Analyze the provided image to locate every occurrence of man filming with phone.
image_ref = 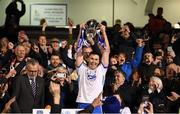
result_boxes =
[44,53,77,108]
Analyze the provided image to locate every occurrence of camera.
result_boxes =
[50,73,66,85]
[53,73,66,78]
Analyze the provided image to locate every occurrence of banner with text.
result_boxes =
[30,4,67,26]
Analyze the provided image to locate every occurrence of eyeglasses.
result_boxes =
[28,70,38,73]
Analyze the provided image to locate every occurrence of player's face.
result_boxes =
[88,54,100,70]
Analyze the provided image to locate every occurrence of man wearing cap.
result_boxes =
[75,24,110,113]
[50,38,60,54]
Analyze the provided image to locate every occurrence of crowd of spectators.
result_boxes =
[0,2,179,113]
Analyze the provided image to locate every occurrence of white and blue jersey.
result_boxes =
[76,63,108,103]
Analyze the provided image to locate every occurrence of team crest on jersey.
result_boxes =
[86,69,96,81]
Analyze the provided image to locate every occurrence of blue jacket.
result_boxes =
[119,46,144,81]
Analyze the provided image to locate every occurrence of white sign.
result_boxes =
[61,109,83,114]
[33,109,50,114]
[30,4,67,26]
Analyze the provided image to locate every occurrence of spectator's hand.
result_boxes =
[8,42,14,50]
[5,69,16,78]
[42,22,48,32]
[91,92,103,108]
[2,97,16,113]
[99,24,106,35]
[171,34,177,43]
[25,57,32,62]
[49,80,60,104]
[136,38,145,47]
[138,102,153,114]
[80,23,85,30]
[112,83,119,93]
[167,91,180,101]
[0,83,8,95]
[65,76,71,84]
[153,56,162,65]
[49,80,60,97]
[86,35,95,45]
[61,40,67,48]
[68,17,74,27]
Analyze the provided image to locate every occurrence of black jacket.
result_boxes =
[11,75,45,113]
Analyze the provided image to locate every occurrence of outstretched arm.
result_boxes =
[75,47,83,67]
[75,23,85,48]
[18,0,26,17]
[75,24,85,67]
[67,18,74,47]
[131,39,144,68]
[100,24,110,67]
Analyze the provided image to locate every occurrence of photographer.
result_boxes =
[45,53,77,108]
[45,69,77,108]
